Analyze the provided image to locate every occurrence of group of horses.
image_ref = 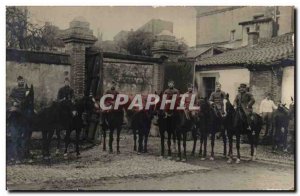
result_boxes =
[7,87,292,164]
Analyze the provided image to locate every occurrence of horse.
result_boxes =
[192,97,211,160]
[272,104,290,152]
[32,97,89,159]
[101,107,124,154]
[127,108,154,154]
[193,97,226,161]
[224,96,263,163]
[175,109,197,161]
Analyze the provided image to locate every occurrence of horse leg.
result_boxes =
[182,131,187,161]
[160,130,165,157]
[102,128,106,151]
[138,129,143,154]
[42,130,48,158]
[144,127,150,153]
[191,128,197,156]
[64,129,71,157]
[133,129,137,151]
[172,130,177,153]
[47,129,55,159]
[75,128,81,157]
[109,128,114,153]
[56,129,61,155]
[199,132,203,158]
[236,133,241,164]
[222,129,227,157]
[210,132,215,161]
[167,131,172,159]
[204,132,208,159]
[116,126,121,154]
[176,130,181,161]
[227,133,234,164]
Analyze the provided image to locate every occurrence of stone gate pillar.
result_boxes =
[61,17,97,97]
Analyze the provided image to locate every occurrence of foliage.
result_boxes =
[6,6,64,51]
[123,30,155,56]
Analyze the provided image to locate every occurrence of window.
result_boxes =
[246,27,250,33]
[230,30,236,41]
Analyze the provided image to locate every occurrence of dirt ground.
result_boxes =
[7,133,295,191]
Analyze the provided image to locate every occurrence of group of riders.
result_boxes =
[7,74,292,164]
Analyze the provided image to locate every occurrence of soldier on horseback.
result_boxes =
[7,76,30,163]
[233,83,255,131]
[57,77,74,102]
[209,82,226,117]
[163,80,179,117]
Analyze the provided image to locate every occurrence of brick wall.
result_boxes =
[250,68,282,112]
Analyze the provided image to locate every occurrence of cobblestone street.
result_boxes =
[7,132,294,190]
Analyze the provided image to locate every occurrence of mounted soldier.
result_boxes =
[57,77,74,103]
[209,82,226,117]
[7,76,31,163]
[163,80,180,117]
[233,83,255,131]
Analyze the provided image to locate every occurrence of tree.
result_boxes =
[125,30,155,56]
[6,6,43,50]
[6,6,64,51]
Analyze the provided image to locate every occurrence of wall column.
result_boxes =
[61,17,97,97]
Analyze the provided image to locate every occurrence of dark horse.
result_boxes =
[224,96,263,163]
[33,97,87,159]
[175,110,197,161]
[127,108,154,154]
[193,97,226,161]
[156,109,178,159]
[101,108,124,154]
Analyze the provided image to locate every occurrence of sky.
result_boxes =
[27,6,197,46]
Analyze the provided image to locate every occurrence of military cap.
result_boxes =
[17,76,24,80]
[240,83,247,88]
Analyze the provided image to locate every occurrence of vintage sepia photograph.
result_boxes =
[5,5,295,191]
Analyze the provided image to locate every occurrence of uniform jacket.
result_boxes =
[209,90,226,113]
[57,86,74,101]
[233,92,255,113]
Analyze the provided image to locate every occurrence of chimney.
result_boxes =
[248,31,259,46]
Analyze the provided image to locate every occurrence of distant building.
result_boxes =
[138,19,173,35]
[195,6,294,49]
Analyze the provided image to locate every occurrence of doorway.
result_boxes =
[203,77,216,98]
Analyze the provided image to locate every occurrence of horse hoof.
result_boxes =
[55,149,60,155]
[176,157,181,161]
[227,159,233,164]
[137,151,141,155]
[15,160,21,164]
[27,159,34,164]
[251,156,256,161]
[159,155,164,159]
[134,147,137,151]
[200,157,206,161]
[64,153,68,157]
[236,159,241,164]
[209,157,214,161]
[181,158,187,162]
[167,156,172,160]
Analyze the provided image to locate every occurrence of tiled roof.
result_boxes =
[196,33,294,66]
[186,47,210,58]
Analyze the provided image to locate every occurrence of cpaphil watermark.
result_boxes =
[99,93,200,111]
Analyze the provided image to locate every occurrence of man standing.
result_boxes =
[259,93,277,138]
[209,83,226,116]
[8,76,29,163]
[233,83,255,131]
[57,77,74,102]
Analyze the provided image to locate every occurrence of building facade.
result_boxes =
[195,6,294,49]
